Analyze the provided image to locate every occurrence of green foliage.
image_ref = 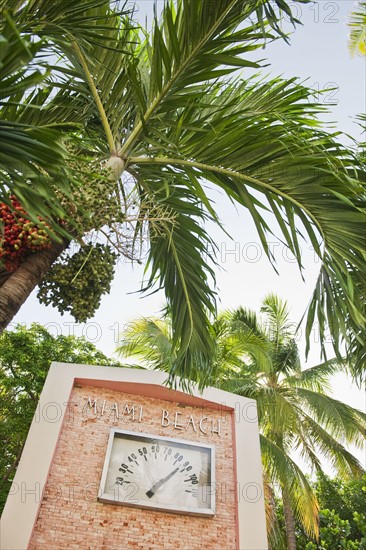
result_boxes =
[37,243,118,322]
[274,474,366,549]
[0,323,122,514]
[317,510,355,549]
[304,509,366,550]
[314,474,366,544]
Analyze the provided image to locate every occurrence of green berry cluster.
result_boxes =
[64,153,124,235]
[37,243,117,322]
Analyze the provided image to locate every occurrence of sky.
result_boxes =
[11,0,365,465]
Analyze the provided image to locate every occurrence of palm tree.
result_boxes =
[0,0,365,381]
[116,297,366,548]
[218,296,365,549]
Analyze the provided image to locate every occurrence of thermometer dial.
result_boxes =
[99,429,215,516]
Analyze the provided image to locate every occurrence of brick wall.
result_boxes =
[29,385,237,549]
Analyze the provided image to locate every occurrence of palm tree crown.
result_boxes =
[0,0,365,382]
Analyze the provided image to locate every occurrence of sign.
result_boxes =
[1,363,268,550]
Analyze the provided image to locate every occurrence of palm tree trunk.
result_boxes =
[282,487,297,550]
[0,268,11,287]
[0,240,68,333]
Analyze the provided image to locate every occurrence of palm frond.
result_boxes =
[288,358,348,392]
[230,306,267,338]
[297,388,366,447]
[348,1,366,56]
[300,413,365,478]
[261,293,291,343]
[0,1,132,229]
[218,311,272,374]
[118,0,309,157]
[218,370,262,397]
[11,0,130,50]
[116,317,175,372]
[130,164,217,387]
[0,13,70,230]
[260,434,319,539]
[292,430,322,474]
[262,472,285,550]
[129,73,366,360]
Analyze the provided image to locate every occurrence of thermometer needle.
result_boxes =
[146,467,179,498]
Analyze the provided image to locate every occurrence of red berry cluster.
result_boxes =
[0,196,51,272]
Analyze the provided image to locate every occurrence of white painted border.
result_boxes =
[0,363,268,550]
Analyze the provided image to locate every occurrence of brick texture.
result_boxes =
[29,385,237,549]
